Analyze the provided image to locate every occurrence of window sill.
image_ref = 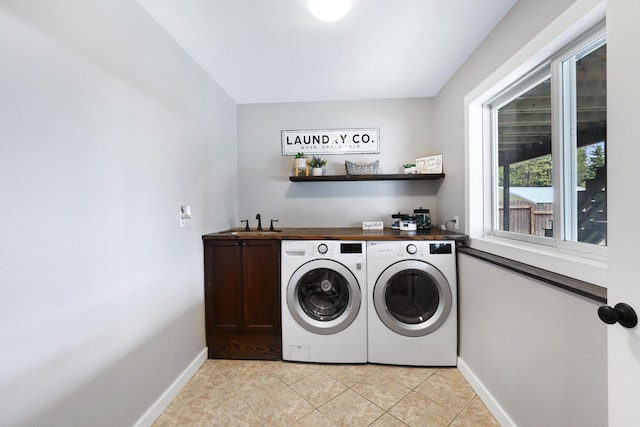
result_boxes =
[459,245,607,303]
[468,235,607,288]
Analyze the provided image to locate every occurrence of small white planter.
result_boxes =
[312,167,323,176]
[404,166,417,174]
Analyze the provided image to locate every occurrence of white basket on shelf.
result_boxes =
[345,160,379,175]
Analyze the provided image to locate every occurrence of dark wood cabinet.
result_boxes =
[203,239,281,360]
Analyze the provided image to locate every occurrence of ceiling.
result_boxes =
[137,0,518,104]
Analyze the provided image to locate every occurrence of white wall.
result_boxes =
[433,0,608,425]
[433,0,578,231]
[458,255,607,426]
[237,99,441,228]
[0,0,237,425]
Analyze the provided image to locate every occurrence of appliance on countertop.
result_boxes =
[281,240,367,363]
[366,240,457,366]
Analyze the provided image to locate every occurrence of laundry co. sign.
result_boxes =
[281,128,380,155]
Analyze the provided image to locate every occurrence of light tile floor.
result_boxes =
[153,360,499,427]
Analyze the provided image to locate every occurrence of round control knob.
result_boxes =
[406,244,417,255]
[318,243,328,254]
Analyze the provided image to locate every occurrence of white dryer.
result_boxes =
[367,241,457,366]
[281,240,367,363]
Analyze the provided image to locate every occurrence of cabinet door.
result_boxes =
[242,240,280,333]
[204,240,243,332]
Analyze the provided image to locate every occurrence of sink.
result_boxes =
[225,230,282,236]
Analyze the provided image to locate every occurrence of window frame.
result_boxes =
[485,25,606,257]
[464,1,607,287]
[488,66,553,247]
[556,31,607,256]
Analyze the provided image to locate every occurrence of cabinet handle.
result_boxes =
[242,241,247,246]
[235,242,240,246]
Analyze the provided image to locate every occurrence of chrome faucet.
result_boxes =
[256,213,263,231]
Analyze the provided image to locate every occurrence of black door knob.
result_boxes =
[598,303,638,328]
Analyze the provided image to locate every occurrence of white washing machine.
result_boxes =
[281,240,367,363]
[367,241,457,366]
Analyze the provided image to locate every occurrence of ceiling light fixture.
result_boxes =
[308,0,352,22]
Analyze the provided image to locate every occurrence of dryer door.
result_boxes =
[373,260,452,337]
[287,259,361,335]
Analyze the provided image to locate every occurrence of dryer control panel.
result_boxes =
[367,240,455,261]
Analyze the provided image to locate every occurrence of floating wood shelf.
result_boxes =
[289,173,445,182]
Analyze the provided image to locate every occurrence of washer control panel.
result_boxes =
[282,241,365,260]
[340,243,363,254]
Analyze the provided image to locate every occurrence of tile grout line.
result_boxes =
[156,360,497,427]
[372,367,450,427]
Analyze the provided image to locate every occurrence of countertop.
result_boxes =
[203,227,468,241]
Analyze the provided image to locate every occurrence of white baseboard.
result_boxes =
[457,357,517,427]
[135,348,208,427]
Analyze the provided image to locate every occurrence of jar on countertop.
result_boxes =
[391,212,410,230]
[413,207,431,230]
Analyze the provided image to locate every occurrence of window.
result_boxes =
[561,42,607,246]
[487,26,606,253]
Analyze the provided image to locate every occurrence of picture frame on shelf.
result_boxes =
[416,154,443,174]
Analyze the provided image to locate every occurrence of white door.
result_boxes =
[605,1,640,425]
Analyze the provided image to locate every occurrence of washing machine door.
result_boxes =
[373,260,452,337]
[287,259,361,335]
